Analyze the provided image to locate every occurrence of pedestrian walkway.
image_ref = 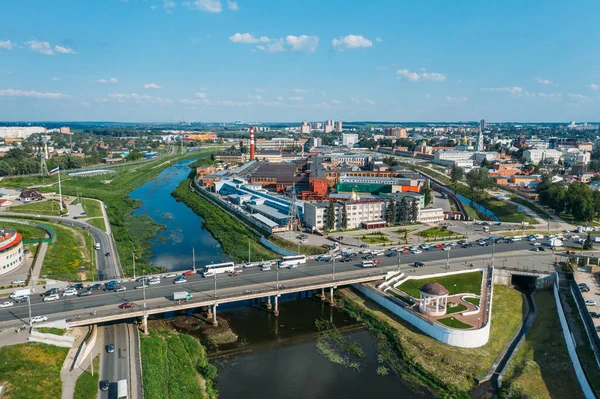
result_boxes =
[60,327,100,399]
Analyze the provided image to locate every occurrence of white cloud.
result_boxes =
[313,102,331,109]
[247,93,262,100]
[163,0,176,9]
[375,38,383,43]
[106,93,172,104]
[590,84,598,90]
[54,45,77,54]
[289,96,303,102]
[446,96,468,103]
[179,98,209,106]
[143,83,162,89]
[195,92,207,98]
[0,40,15,50]
[397,68,446,82]
[332,35,373,51]
[150,5,157,10]
[535,77,552,85]
[321,92,326,96]
[97,77,118,84]
[227,0,239,11]
[330,99,342,105]
[184,0,222,12]
[198,87,208,91]
[25,40,53,55]
[481,86,524,95]
[229,33,270,44]
[537,92,562,100]
[365,99,376,105]
[0,88,69,99]
[289,88,307,93]
[261,100,283,106]
[396,69,420,81]
[276,96,284,101]
[255,88,266,93]
[285,35,319,53]
[256,39,285,53]
[350,98,360,105]
[567,93,591,103]
[426,93,431,100]
[52,77,59,81]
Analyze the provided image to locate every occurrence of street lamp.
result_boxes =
[397,250,401,273]
[445,247,451,270]
[491,233,495,267]
[213,271,217,299]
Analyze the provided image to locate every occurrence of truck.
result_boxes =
[173,291,193,301]
[9,288,31,298]
[548,238,563,247]
[117,379,128,399]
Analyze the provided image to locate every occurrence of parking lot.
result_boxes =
[575,270,600,333]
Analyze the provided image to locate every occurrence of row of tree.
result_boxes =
[538,178,600,222]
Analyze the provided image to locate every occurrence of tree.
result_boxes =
[450,166,463,191]
[398,197,409,224]
[0,161,12,176]
[480,158,491,169]
[465,168,493,199]
[326,201,336,231]
[385,200,395,225]
[584,233,593,250]
[421,180,433,207]
[566,183,595,222]
[409,200,419,223]
[341,204,348,230]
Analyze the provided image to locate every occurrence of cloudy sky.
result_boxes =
[1,0,600,122]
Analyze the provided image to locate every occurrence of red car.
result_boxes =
[435,244,444,249]
[374,259,382,265]
[119,302,135,309]
[401,248,410,254]
[182,270,196,276]
[566,250,576,255]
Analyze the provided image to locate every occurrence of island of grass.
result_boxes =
[438,316,473,329]
[0,342,68,399]
[357,232,390,244]
[501,291,585,398]
[445,302,468,314]
[418,227,458,239]
[396,270,483,298]
[74,355,100,399]
[338,284,526,395]
[141,328,217,399]
[0,220,47,241]
[86,217,107,232]
[71,197,103,218]
[464,297,480,307]
[41,223,95,281]
[8,200,66,216]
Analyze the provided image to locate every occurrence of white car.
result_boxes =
[135,284,149,290]
[571,235,580,240]
[533,242,541,246]
[62,289,77,297]
[586,300,597,306]
[147,278,161,285]
[173,277,187,284]
[442,246,451,251]
[412,250,422,254]
[43,294,59,302]
[11,280,25,285]
[0,301,14,308]
[114,286,127,292]
[31,316,48,323]
[243,263,255,268]
[163,273,178,278]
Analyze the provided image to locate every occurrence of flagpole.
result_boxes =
[58,168,63,211]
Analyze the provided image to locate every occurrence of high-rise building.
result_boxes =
[384,127,407,138]
[480,119,486,132]
[334,121,343,133]
[300,121,311,134]
[476,131,484,152]
[324,120,334,134]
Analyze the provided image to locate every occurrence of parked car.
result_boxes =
[136,276,149,282]
[41,288,59,297]
[11,279,26,285]
[147,277,161,285]
[88,283,102,291]
[77,289,92,297]
[69,283,84,290]
[174,276,187,284]
[163,272,178,278]
[30,315,48,323]
[412,249,423,254]
[589,311,600,318]
[586,300,597,306]
[62,289,77,297]
[114,286,127,293]
[13,296,29,303]
[182,270,196,276]
[414,262,425,268]
[566,250,576,255]
[43,294,59,302]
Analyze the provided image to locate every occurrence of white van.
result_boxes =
[362,261,376,268]
[260,262,272,271]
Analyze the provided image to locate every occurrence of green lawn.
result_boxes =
[396,270,483,298]
[86,217,106,232]
[36,327,67,336]
[445,302,468,314]
[74,355,100,399]
[268,234,327,255]
[418,227,456,238]
[0,343,68,399]
[72,198,103,218]
[141,329,217,399]
[464,297,480,306]
[42,223,94,281]
[357,232,391,244]
[508,196,548,219]
[501,291,585,399]
[0,220,47,240]
[8,200,66,216]
[438,316,473,329]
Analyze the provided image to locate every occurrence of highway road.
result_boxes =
[0,239,562,327]
[100,323,133,399]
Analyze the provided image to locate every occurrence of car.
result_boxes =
[360,244,369,248]
[88,283,102,291]
[99,380,109,392]
[434,244,444,249]
[106,344,115,353]
[449,242,458,247]
[288,264,299,269]
[104,252,110,257]
[566,250,576,255]
[135,284,149,290]
[182,270,196,276]
[414,261,425,267]
[300,239,308,244]
[533,242,541,246]
[147,278,161,285]
[530,247,539,252]
[412,249,423,254]
[163,272,178,278]
[70,283,84,290]
[478,241,487,246]
[586,300,597,306]
[0,301,14,308]
[462,243,473,248]
[136,276,149,282]
[589,311,600,318]
[11,279,25,285]
[363,254,375,260]
[538,247,546,251]
[387,251,398,257]
[43,294,59,302]
[13,296,29,303]
[340,257,351,263]
[243,263,255,268]
[77,289,92,297]
[359,249,370,254]
[441,246,450,251]
[401,248,410,254]
[114,286,127,293]
[119,302,135,309]
[579,283,589,288]
[41,288,59,297]
[30,315,48,323]
[62,289,77,297]
[229,271,241,277]
[581,286,590,293]
[173,277,187,284]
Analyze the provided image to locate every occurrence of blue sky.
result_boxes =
[1,0,600,123]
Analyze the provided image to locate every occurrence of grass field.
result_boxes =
[268,234,327,256]
[42,223,94,281]
[501,291,585,399]
[74,355,100,399]
[141,329,217,399]
[72,198,103,218]
[8,200,65,216]
[418,227,456,238]
[86,217,106,232]
[357,232,391,244]
[445,302,468,314]
[397,271,483,298]
[464,297,480,306]
[35,327,67,336]
[0,220,47,240]
[0,343,68,399]
[339,285,525,393]
[438,317,473,329]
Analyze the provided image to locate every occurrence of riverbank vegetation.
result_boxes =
[315,319,364,371]
[337,285,525,395]
[0,220,47,240]
[140,328,217,399]
[0,343,68,399]
[396,271,483,298]
[171,178,277,261]
[73,355,100,399]
[41,223,94,281]
[500,291,584,399]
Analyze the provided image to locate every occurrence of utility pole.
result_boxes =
[397,250,401,273]
[491,233,495,267]
[248,240,250,263]
[213,272,217,299]
[132,252,136,279]
[445,247,450,270]
[192,248,196,272]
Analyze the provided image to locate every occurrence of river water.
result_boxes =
[131,160,433,399]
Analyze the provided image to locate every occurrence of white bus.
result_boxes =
[203,262,235,278]
[117,380,128,399]
[278,255,307,268]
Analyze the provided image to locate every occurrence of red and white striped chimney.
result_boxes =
[249,126,255,161]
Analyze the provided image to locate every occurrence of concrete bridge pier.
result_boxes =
[212,304,218,327]
[274,295,279,317]
[329,287,335,307]
[143,314,148,336]
[321,288,325,300]
[266,296,272,310]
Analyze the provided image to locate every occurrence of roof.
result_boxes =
[419,282,449,296]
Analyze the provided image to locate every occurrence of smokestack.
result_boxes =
[249,126,255,161]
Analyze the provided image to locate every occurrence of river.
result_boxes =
[131,160,433,399]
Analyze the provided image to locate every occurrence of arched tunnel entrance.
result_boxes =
[511,274,537,294]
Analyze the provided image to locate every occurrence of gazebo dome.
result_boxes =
[419,282,449,296]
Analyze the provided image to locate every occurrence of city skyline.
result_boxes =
[1,0,600,122]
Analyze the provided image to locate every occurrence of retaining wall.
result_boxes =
[28,330,75,348]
